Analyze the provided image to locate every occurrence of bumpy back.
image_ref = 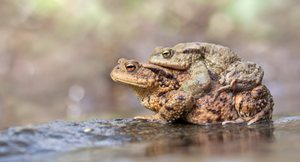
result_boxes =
[200,43,241,75]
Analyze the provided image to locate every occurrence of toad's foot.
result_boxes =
[222,101,273,125]
[222,104,273,125]
[134,114,167,123]
[221,118,249,125]
[247,104,273,125]
[213,79,237,101]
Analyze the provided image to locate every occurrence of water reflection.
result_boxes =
[28,117,300,162]
[0,119,277,162]
[143,124,274,156]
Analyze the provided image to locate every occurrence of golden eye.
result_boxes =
[125,61,139,72]
[162,49,173,58]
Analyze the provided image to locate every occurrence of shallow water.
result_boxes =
[0,115,300,162]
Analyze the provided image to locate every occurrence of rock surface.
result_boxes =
[0,119,273,157]
[1,117,300,162]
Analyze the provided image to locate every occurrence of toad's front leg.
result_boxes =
[157,90,193,122]
[180,61,211,96]
[213,79,237,101]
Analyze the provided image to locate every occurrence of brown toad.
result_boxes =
[111,58,193,122]
[149,42,264,96]
[110,58,273,125]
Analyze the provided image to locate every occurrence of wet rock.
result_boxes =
[0,118,274,159]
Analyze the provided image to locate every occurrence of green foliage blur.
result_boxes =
[0,0,300,128]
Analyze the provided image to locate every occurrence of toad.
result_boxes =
[110,58,273,125]
[111,58,193,122]
[149,42,264,97]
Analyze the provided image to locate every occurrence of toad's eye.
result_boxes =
[125,62,138,72]
[162,49,173,58]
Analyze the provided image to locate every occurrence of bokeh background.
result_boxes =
[0,0,299,129]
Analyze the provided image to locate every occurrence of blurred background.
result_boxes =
[0,0,299,129]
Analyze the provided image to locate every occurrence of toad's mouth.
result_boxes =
[110,73,149,88]
[148,59,189,70]
[114,78,148,88]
